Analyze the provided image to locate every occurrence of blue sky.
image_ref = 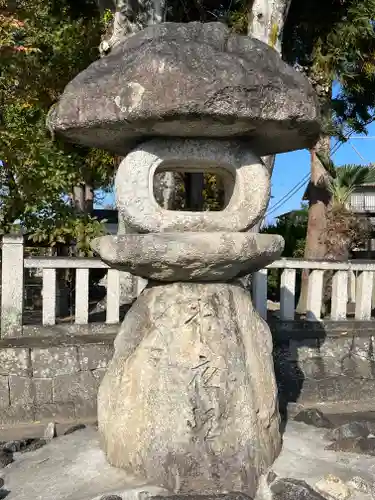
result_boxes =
[265,122,375,225]
[96,123,375,222]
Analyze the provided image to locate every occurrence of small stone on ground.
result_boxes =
[294,408,333,428]
[2,439,46,454]
[64,424,86,436]
[256,420,375,500]
[0,450,13,468]
[326,436,375,455]
[44,422,56,441]
[325,421,370,441]
[315,475,351,500]
[269,478,326,499]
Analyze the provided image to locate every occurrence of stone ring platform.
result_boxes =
[91,232,284,281]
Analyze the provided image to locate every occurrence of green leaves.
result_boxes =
[0,0,115,253]
[328,164,375,206]
[283,0,375,136]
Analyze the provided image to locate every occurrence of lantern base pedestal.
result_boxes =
[98,281,281,498]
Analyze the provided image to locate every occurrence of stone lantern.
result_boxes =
[48,22,320,498]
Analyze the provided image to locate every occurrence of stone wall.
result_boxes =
[273,321,375,413]
[1,321,375,429]
[0,335,114,426]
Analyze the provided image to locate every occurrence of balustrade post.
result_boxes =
[331,271,348,320]
[1,235,24,336]
[306,269,324,321]
[42,268,57,325]
[355,271,373,320]
[280,269,296,320]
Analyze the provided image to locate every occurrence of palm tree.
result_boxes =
[324,163,375,262]
[328,164,375,208]
[313,155,374,259]
[310,159,375,316]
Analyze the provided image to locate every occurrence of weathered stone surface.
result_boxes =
[20,439,46,453]
[48,22,320,156]
[326,422,370,441]
[99,282,281,497]
[288,337,375,380]
[34,402,75,422]
[74,399,98,419]
[63,424,86,436]
[294,409,333,429]
[326,436,375,455]
[0,349,30,377]
[2,419,375,500]
[78,345,113,371]
[269,478,326,500]
[44,422,56,440]
[114,139,270,233]
[3,439,46,453]
[33,378,53,404]
[53,372,98,403]
[9,375,33,407]
[347,476,374,496]
[1,427,169,500]
[92,232,284,282]
[0,405,34,425]
[92,368,107,385]
[256,420,375,500]
[0,376,10,409]
[314,475,351,500]
[32,347,79,377]
[153,496,252,500]
[0,449,13,468]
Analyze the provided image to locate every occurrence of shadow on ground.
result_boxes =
[268,285,328,435]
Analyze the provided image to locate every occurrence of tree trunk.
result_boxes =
[97,0,165,54]
[85,184,94,214]
[295,60,332,314]
[248,0,292,53]
[94,0,175,309]
[185,173,205,211]
[243,1,290,293]
[247,0,291,219]
[295,136,331,314]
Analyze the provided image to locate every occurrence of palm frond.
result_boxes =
[329,164,375,206]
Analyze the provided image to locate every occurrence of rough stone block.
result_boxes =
[288,339,320,362]
[34,402,75,421]
[92,232,284,281]
[53,372,98,403]
[49,22,320,156]
[297,377,375,405]
[0,405,34,425]
[33,378,53,404]
[0,348,30,377]
[113,140,271,234]
[31,347,79,377]
[100,282,281,497]
[78,345,113,371]
[92,368,107,384]
[74,399,97,419]
[0,376,9,409]
[9,375,33,406]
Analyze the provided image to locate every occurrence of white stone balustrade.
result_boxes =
[1,237,375,335]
